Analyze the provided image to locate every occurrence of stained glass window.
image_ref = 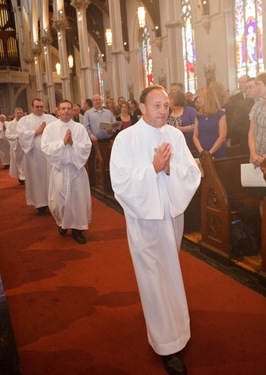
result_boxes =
[181,0,197,93]
[97,52,104,100]
[141,26,153,87]
[235,0,264,77]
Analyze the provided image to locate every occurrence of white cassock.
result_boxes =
[41,119,92,230]
[110,119,201,356]
[5,118,25,180]
[0,121,11,165]
[17,113,56,208]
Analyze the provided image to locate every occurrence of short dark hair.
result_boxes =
[84,98,93,107]
[32,98,43,106]
[58,99,72,108]
[139,85,167,104]
[129,98,138,107]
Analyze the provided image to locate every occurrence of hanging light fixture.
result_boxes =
[55,62,61,75]
[105,28,112,46]
[138,6,145,28]
[68,54,74,68]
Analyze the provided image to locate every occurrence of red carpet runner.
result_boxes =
[1,167,266,375]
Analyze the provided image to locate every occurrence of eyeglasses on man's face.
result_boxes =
[59,107,72,111]
[34,105,44,109]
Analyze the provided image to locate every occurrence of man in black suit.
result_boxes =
[230,77,258,154]
[225,75,249,138]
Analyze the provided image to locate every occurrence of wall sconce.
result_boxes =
[56,62,61,75]
[138,6,145,28]
[105,28,112,46]
[68,54,74,68]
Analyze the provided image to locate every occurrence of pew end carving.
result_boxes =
[199,151,263,279]
[199,151,232,264]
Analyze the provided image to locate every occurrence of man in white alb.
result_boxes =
[17,98,56,215]
[0,114,10,169]
[110,85,201,375]
[41,100,92,245]
[5,107,25,185]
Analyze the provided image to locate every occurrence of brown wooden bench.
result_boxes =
[259,159,266,286]
[89,139,113,195]
[198,151,266,285]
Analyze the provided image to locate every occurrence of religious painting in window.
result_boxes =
[235,0,264,78]
[96,53,104,100]
[141,26,153,87]
[181,0,197,93]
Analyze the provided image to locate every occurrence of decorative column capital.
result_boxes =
[32,42,41,56]
[70,0,90,11]
[24,57,33,65]
[41,36,53,46]
[53,19,68,32]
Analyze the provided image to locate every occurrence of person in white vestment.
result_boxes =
[5,107,25,184]
[110,85,201,375]
[17,98,56,215]
[0,114,11,169]
[41,100,92,245]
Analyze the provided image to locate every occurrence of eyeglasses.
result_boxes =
[34,105,44,109]
[59,107,72,111]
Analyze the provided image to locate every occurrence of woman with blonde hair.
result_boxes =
[209,80,228,109]
[193,86,227,158]
[106,97,120,117]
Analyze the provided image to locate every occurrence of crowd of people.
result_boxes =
[1,73,266,375]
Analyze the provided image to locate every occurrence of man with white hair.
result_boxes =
[0,114,10,169]
[83,94,115,141]
[5,107,25,184]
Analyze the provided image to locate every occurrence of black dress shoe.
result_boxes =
[72,229,86,244]
[37,206,48,216]
[59,227,68,236]
[18,179,25,185]
[161,353,187,375]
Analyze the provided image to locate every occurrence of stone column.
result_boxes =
[165,0,184,85]
[42,33,56,112]
[41,0,56,111]
[71,0,93,100]
[32,42,44,100]
[108,0,127,99]
[53,5,72,101]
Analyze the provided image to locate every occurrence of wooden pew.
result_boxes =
[259,159,266,286]
[91,139,113,195]
[199,151,263,279]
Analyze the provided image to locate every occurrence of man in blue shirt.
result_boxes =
[83,94,115,141]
